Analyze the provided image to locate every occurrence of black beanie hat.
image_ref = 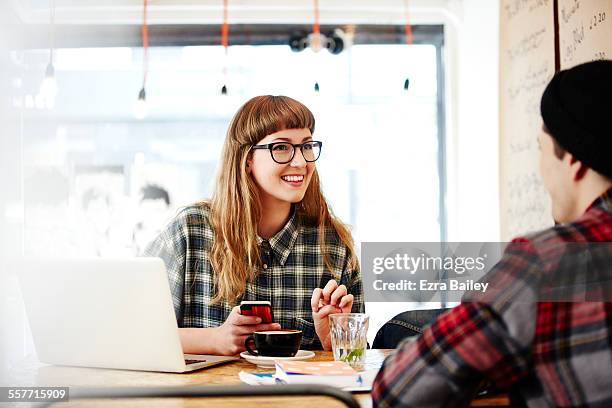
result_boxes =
[540,60,612,179]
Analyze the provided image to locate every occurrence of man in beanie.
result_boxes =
[372,60,612,407]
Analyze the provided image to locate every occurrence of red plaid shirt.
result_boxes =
[372,188,612,408]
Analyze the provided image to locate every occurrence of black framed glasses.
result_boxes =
[251,141,323,164]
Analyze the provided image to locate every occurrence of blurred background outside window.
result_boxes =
[5,20,447,354]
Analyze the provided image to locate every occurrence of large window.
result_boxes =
[17,24,447,342]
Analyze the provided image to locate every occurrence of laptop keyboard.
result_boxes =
[185,359,206,365]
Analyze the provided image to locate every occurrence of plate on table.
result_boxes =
[239,350,315,368]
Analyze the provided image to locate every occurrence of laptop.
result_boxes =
[19,257,238,373]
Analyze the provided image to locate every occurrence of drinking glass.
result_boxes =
[329,313,369,371]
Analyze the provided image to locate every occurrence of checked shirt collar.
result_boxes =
[588,186,612,212]
[256,210,300,267]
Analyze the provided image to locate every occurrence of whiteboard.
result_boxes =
[559,0,612,68]
[499,0,555,240]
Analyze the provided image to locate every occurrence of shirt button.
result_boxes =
[263,263,268,269]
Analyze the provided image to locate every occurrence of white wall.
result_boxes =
[446,0,501,242]
[1,2,27,384]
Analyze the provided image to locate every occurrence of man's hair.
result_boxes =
[552,138,566,160]
[543,124,612,182]
[543,124,566,160]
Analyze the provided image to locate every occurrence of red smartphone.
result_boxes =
[240,301,273,324]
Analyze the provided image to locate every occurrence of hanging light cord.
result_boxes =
[312,0,320,92]
[141,0,149,89]
[402,0,413,91]
[49,0,55,65]
[403,0,413,45]
[220,0,229,94]
[313,0,320,35]
[222,0,229,71]
[221,0,229,52]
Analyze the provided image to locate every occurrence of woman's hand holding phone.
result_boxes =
[311,279,354,351]
[211,306,281,355]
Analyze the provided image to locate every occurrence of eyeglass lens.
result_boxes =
[271,142,320,163]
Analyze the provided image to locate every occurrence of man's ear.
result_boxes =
[568,155,588,181]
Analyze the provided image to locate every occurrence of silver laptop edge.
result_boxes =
[19,257,237,373]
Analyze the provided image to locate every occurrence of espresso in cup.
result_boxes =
[245,330,302,357]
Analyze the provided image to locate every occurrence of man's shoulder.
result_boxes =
[522,208,612,246]
[509,209,612,274]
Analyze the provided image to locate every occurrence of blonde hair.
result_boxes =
[202,95,357,304]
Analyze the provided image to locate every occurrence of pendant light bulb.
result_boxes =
[404,78,410,91]
[39,62,58,103]
[133,87,148,119]
[314,82,320,93]
[221,84,228,95]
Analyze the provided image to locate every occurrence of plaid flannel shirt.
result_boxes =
[373,187,612,407]
[144,204,364,349]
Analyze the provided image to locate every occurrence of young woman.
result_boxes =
[145,95,364,355]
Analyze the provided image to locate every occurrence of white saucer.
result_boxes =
[239,350,316,368]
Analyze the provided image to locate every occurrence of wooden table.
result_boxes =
[8,350,508,407]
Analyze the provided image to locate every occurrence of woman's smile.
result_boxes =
[281,173,305,186]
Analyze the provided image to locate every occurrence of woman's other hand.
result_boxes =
[311,279,354,350]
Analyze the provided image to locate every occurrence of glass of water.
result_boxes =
[329,313,369,371]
